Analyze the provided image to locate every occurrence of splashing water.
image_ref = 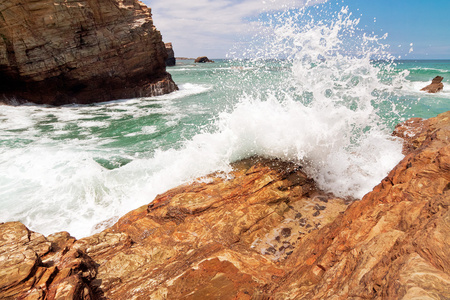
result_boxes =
[0,3,407,237]
[220,5,406,198]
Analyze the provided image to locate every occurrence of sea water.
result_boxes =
[1,5,449,238]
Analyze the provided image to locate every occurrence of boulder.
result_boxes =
[0,0,178,105]
[421,76,444,93]
[195,56,214,63]
[0,222,97,299]
[165,43,176,66]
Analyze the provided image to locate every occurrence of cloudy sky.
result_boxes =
[144,0,450,59]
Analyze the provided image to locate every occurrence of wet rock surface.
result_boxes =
[0,222,97,299]
[275,111,450,299]
[74,157,349,299]
[1,111,449,299]
[0,0,177,105]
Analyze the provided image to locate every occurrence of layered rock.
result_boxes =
[165,42,176,66]
[421,76,444,93]
[271,111,450,299]
[1,111,449,299]
[195,56,214,63]
[0,0,177,105]
[0,222,97,299]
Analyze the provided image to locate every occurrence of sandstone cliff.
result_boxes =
[0,111,449,299]
[0,0,177,105]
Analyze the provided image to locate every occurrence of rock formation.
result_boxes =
[195,56,214,63]
[165,43,176,66]
[421,76,444,93]
[0,222,97,298]
[1,111,449,299]
[0,0,177,106]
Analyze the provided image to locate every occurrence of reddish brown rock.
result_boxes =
[272,111,450,299]
[421,76,444,93]
[0,0,177,105]
[73,157,348,299]
[1,111,449,299]
[0,222,97,299]
[195,56,214,63]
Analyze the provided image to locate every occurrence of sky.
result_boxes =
[144,0,450,59]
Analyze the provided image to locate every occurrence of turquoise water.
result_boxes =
[1,7,449,238]
[393,60,450,119]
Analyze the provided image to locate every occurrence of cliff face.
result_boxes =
[0,0,177,105]
[0,112,449,299]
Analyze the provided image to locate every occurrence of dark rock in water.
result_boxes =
[421,76,444,93]
[0,0,178,106]
[195,56,214,63]
[165,43,176,66]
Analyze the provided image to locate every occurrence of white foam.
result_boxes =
[223,5,406,198]
[148,83,212,101]
[0,4,408,238]
[400,80,450,98]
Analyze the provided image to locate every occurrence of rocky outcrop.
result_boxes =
[0,222,97,299]
[0,0,178,105]
[421,76,444,93]
[195,56,214,63]
[165,42,176,66]
[1,111,449,299]
[271,110,450,299]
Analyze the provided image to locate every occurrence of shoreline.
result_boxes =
[1,111,449,299]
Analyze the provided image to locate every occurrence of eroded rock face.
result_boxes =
[165,42,176,66]
[1,111,449,299]
[0,222,97,299]
[74,157,349,299]
[273,111,450,299]
[0,0,177,105]
[421,76,444,93]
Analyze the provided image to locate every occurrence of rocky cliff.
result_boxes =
[1,111,449,299]
[0,0,177,105]
[165,43,176,66]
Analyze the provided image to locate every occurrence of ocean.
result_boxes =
[1,7,449,238]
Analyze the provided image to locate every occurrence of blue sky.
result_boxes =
[145,0,450,59]
[344,0,450,59]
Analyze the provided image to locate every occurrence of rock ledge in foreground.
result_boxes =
[1,111,449,299]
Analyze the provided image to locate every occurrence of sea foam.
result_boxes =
[0,4,407,238]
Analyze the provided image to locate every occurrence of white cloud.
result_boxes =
[143,0,328,58]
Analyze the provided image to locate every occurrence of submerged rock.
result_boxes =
[1,111,449,299]
[195,56,214,63]
[0,0,178,105]
[165,43,176,66]
[421,76,444,93]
